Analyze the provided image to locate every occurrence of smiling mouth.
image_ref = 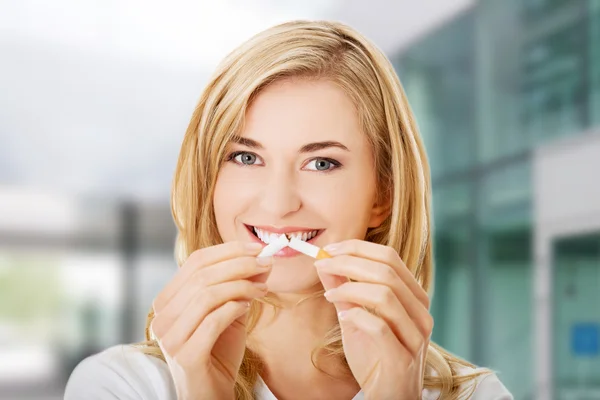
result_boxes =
[244,225,324,244]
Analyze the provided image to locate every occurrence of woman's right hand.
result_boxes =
[150,241,270,400]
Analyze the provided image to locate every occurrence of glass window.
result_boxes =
[476,0,526,163]
[552,233,600,397]
[590,0,600,127]
[480,160,532,230]
[431,222,472,361]
[477,0,589,163]
[520,20,586,141]
[430,181,474,360]
[522,0,575,22]
[432,181,472,230]
[395,13,476,181]
[485,227,533,399]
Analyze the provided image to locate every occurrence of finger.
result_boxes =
[175,300,251,368]
[324,239,430,309]
[326,282,428,357]
[315,255,431,335]
[314,267,354,315]
[158,256,272,319]
[152,279,268,354]
[153,241,264,313]
[201,256,273,286]
[338,306,410,361]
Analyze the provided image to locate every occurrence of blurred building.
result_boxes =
[0,193,177,399]
[1,1,599,400]
[392,1,600,399]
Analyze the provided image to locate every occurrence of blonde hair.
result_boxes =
[134,20,492,399]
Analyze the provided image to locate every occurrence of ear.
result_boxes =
[368,195,392,228]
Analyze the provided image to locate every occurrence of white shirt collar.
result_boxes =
[254,375,365,400]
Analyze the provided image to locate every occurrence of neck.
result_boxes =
[249,291,337,350]
[247,292,360,399]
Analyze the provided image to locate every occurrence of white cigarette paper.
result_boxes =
[257,234,289,257]
[288,237,330,259]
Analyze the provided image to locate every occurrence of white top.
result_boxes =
[64,345,513,399]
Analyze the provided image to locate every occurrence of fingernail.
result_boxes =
[324,288,336,299]
[237,301,251,308]
[246,242,264,252]
[323,243,340,254]
[253,282,269,291]
[256,256,273,267]
[314,258,330,268]
[338,310,348,320]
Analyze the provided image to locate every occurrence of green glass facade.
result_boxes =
[553,233,600,396]
[393,1,600,398]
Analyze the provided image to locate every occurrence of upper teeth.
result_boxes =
[253,227,318,244]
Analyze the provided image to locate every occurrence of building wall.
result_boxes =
[534,130,600,399]
[392,1,600,398]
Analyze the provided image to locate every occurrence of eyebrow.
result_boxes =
[231,137,350,153]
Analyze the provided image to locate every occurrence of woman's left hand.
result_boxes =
[314,239,433,400]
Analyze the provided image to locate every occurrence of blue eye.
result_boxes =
[226,152,341,172]
[305,158,341,172]
[227,151,264,166]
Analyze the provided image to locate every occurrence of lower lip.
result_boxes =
[247,228,322,257]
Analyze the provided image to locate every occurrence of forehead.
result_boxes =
[239,78,365,149]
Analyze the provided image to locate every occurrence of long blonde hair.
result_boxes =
[134,20,491,399]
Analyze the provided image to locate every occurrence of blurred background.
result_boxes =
[1,0,599,399]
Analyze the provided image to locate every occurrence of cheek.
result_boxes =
[303,169,376,235]
[213,167,261,232]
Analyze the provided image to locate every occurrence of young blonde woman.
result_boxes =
[65,20,512,400]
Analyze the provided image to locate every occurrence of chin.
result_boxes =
[265,261,322,294]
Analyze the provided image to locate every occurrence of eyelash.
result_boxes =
[225,151,342,172]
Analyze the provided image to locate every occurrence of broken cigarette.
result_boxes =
[287,237,331,259]
[257,234,289,257]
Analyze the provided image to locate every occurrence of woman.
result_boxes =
[65,20,512,399]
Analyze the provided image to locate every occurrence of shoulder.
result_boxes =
[64,344,176,400]
[465,368,513,400]
[423,365,513,400]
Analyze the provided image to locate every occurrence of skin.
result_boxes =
[213,78,433,399]
[213,78,384,295]
[151,78,433,400]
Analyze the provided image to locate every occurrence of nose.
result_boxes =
[258,167,302,218]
